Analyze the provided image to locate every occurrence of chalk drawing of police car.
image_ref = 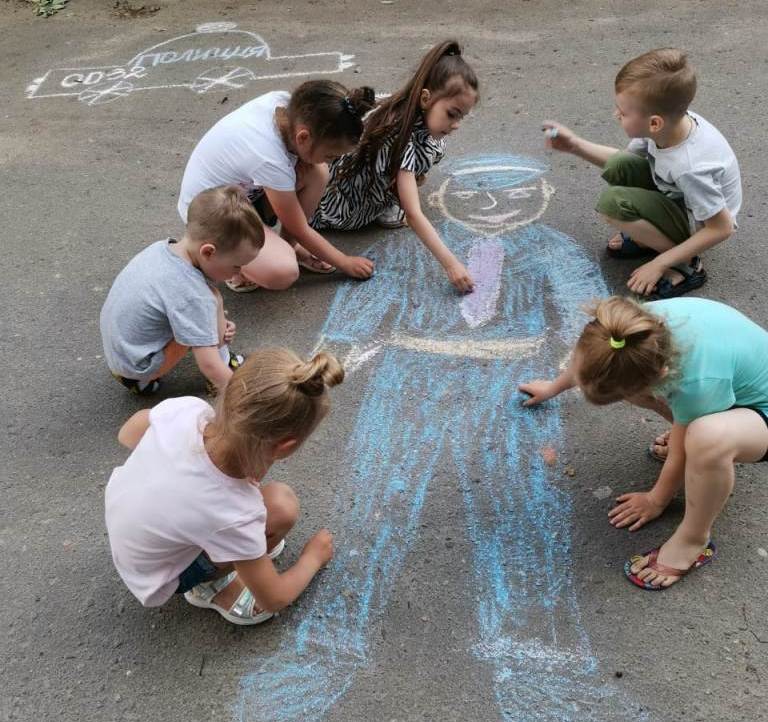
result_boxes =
[25,22,355,106]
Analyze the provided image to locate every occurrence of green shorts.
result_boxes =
[596,152,691,244]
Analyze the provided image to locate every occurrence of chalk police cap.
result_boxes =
[196,22,239,33]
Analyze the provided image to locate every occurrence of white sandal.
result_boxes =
[224,277,261,293]
[184,572,274,626]
[183,540,285,625]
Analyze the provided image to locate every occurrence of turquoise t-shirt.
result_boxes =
[649,297,768,424]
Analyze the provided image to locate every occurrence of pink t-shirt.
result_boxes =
[105,396,267,607]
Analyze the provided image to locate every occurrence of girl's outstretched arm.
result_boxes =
[233,528,334,612]
[118,409,151,449]
[396,170,474,293]
[265,189,374,279]
[519,363,577,407]
[609,422,687,531]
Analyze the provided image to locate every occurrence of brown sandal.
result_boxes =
[624,542,716,590]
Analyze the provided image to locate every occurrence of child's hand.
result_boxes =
[627,260,665,297]
[339,255,375,279]
[518,379,557,407]
[542,121,579,153]
[223,319,236,344]
[608,491,666,531]
[445,261,475,293]
[302,528,334,568]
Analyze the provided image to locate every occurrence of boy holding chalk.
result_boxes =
[544,48,741,299]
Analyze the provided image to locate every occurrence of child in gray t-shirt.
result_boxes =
[100,186,264,394]
[542,48,740,300]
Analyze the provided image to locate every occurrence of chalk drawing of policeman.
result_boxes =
[237,156,646,722]
[26,22,354,106]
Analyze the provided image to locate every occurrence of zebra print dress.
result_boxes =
[311,117,446,231]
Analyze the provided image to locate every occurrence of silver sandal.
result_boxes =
[184,572,274,626]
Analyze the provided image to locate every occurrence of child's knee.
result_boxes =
[685,417,731,463]
[596,186,632,222]
[261,259,300,290]
[600,151,645,185]
[265,482,300,529]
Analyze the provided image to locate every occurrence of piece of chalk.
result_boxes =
[544,128,559,139]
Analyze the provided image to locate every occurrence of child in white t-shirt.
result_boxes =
[544,48,741,300]
[178,80,377,292]
[105,349,343,625]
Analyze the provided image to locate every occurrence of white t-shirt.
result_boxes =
[178,90,298,221]
[105,396,267,607]
[627,111,742,233]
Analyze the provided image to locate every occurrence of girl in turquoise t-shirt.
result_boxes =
[520,295,768,590]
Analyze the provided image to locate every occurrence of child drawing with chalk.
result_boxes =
[311,40,479,293]
[544,48,741,303]
[178,80,377,292]
[105,349,342,624]
[100,186,262,396]
[520,296,768,590]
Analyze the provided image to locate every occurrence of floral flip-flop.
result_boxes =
[624,541,716,590]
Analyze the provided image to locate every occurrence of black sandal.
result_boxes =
[647,259,707,300]
[606,232,657,259]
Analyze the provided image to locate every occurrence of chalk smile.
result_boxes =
[467,210,521,224]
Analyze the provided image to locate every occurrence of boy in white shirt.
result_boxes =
[543,47,741,299]
[100,185,263,394]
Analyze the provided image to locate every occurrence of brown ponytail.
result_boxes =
[575,297,676,405]
[338,39,479,187]
[205,349,344,478]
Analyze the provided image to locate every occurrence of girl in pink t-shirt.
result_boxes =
[105,349,342,625]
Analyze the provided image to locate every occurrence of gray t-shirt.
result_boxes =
[627,111,742,233]
[100,239,219,381]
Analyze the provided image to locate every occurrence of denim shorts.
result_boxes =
[175,552,218,594]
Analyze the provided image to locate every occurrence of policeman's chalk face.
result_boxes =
[431,166,553,235]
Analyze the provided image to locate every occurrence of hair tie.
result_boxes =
[609,337,626,349]
[342,96,356,116]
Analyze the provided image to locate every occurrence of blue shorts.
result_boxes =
[175,552,218,594]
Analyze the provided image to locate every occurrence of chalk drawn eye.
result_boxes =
[452,191,477,199]
[503,188,534,199]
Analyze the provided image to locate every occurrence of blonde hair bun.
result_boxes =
[290,352,345,397]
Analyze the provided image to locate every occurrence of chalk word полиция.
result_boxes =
[25,22,355,106]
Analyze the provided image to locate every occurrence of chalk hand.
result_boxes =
[608,491,666,531]
[223,319,236,344]
[519,379,557,407]
[302,528,334,568]
[339,255,375,280]
[627,260,664,297]
[446,261,475,293]
[542,120,578,153]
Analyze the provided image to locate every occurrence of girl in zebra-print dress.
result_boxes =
[311,40,480,293]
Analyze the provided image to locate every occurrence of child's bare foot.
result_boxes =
[648,429,671,462]
[294,244,335,273]
[185,572,273,625]
[606,232,656,259]
[627,536,715,589]
[225,273,260,293]
[210,573,246,609]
